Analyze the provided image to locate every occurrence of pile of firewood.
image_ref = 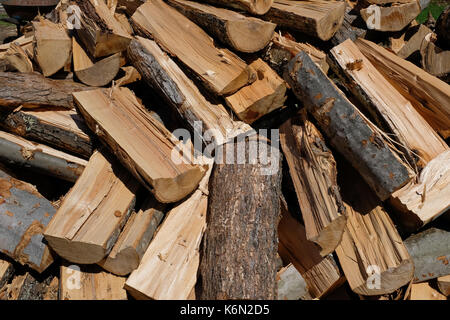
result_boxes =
[0,0,449,301]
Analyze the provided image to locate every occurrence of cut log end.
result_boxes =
[226,19,276,53]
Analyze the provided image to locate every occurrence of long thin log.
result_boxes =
[200,137,282,300]
[127,36,251,142]
[279,113,346,256]
[44,150,139,264]
[0,108,93,159]
[131,0,255,96]
[404,228,450,283]
[0,130,87,182]
[329,39,448,169]
[355,38,450,139]
[0,168,56,273]
[73,87,207,203]
[284,51,414,201]
[0,72,94,110]
[197,0,274,15]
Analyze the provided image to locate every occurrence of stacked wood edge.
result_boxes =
[0,0,448,301]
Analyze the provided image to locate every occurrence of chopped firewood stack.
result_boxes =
[0,0,448,301]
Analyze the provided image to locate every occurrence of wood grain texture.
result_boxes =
[420,32,450,77]
[131,0,255,96]
[168,0,276,53]
[263,0,346,41]
[73,87,207,203]
[280,114,346,256]
[197,0,274,15]
[44,150,138,264]
[284,50,413,201]
[355,38,450,138]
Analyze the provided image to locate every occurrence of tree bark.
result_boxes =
[200,136,282,299]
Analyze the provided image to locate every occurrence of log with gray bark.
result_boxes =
[283,51,414,201]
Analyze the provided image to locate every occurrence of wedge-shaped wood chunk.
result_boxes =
[280,114,346,256]
[60,263,127,300]
[409,282,447,300]
[263,0,346,41]
[284,51,414,201]
[167,0,276,53]
[44,150,138,264]
[125,162,212,300]
[0,108,93,159]
[73,87,206,202]
[74,0,132,58]
[225,59,287,123]
[0,168,56,273]
[131,0,255,95]
[329,39,448,169]
[0,131,87,182]
[98,198,164,276]
[127,37,251,142]
[32,19,71,77]
[420,32,450,77]
[356,38,450,139]
[437,275,450,296]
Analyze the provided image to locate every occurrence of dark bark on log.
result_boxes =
[283,51,413,201]
[330,6,367,46]
[200,135,282,300]
[0,72,93,110]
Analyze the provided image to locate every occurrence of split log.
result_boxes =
[0,168,56,273]
[0,259,14,290]
[0,72,93,110]
[3,42,33,73]
[284,51,414,201]
[44,150,139,264]
[334,164,414,296]
[277,263,311,300]
[98,198,164,276]
[355,38,450,139]
[409,282,447,300]
[0,108,93,159]
[200,136,282,300]
[263,0,346,41]
[420,32,450,77]
[125,160,212,300]
[404,228,450,283]
[167,0,276,53]
[72,38,121,87]
[360,0,425,32]
[0,130,87,182]
[264,33,329,74]
[390,24,432,59]
[0,35,33,56]
[329,39,448,170]
[73,87,207,203]
[330,5,367,46]
[278,199,344,298]
[60,263,127,300]
[279,113,346,256]
[225,58,287,123]
[437,275,450,296]
[390,150,450,231]
[197,0,274,15]
[127,36,251,142]
[32,19,71,77]
[131,0,255,96]
[435,6,450,50]
[74,0,132,58]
